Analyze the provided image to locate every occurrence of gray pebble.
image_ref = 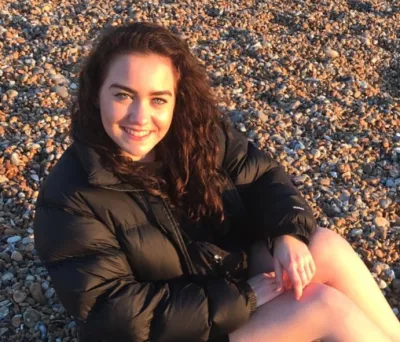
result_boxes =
[45,288,56,299]
[55,86,69,99]
[0,306,9,320]
[23,308,41,328]
[350,229,363,237]
[11,251,23,261]
[1,272,14,281]
[12,290,27,303]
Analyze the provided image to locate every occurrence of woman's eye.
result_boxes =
[152,98,167,105]
[115,93,131,100]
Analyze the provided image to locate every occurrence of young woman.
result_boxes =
[33,22,400,342]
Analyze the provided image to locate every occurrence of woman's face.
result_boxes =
[98,53,176,162]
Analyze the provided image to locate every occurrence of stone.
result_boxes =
[45,288,56,299]
[350,228,363,237]
[392,279,400,290]
[7,236,21,244]
[55,86,69,98]
[6,89,18,98]
[374,217,389,228]
[1,272,14,281]
[325,47,339,58]
[375,250,385,258]
[12,290,27,303]
[10,153,21,166]
[320,177,330,186]
[23,308,41,328]
[11,314,22,327]
[0,306,9,320]
[377,279,387,289]
[292,175,309,185]
[29,283,47,305]
[0,327,8,337]
[11,251,23,261]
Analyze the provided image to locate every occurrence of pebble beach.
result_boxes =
[0,0,399,340]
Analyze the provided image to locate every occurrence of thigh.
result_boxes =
[307,227,351,285]
[229,283,340,342]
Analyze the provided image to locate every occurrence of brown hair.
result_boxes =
[70,22,229,222]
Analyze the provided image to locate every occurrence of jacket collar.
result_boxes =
[72,141,141,191]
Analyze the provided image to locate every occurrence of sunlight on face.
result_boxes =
[98,53,176,162]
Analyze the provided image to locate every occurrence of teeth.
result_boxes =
[123,127,151,137]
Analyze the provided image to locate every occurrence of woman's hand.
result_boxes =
[273,235,316,300]
[247,272,284,308]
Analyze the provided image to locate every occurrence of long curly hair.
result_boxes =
[70,22,230,222]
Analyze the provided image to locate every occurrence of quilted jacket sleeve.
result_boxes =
[221,123,317,245]
[33,202,254,342]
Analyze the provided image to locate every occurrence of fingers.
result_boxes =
[298,265,309,286]
[309,257,317,279]
[273,258,284,291]
[304,261,315,283]
[282,270,292,290]
[288,258,316,300]
[287,265,303,300]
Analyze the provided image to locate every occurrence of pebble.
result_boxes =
[10,153,20,166]
[11,315,22,328]
[350,229,363,237]
[0,328,8,337]
[44,288,56,299]
[0,306,9,320]
[392,279,400,290]
[6,89,18,99]
[11,251,23,261]
[1,273,14,282]
[12,291,27,303]
[377,279,388,289]
[55,86,69,98]
[23,308,41,328]
[29,283,47,305]
[375,217,390,229]
[325,47,339,59]
[7,236,21,244]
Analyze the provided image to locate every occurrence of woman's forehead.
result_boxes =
[104,53,176,91]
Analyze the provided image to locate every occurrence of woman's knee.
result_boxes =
[303,283,354,318]
[309,227,352,262]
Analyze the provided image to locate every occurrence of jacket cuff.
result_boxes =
[268,233,310,255]
[236,281,257,314]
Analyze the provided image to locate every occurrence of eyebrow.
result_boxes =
[109,83,173,97]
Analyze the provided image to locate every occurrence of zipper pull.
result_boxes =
[214,254,223,265]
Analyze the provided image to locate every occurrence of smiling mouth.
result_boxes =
[122,127,153,138]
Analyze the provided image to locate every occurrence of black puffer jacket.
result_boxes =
[33,124,316,342]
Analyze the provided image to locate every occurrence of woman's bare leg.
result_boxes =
[309,227,400,341]
[229,283,391,342]
[247,228,400,341]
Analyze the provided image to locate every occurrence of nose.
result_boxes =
[128,100,149,125]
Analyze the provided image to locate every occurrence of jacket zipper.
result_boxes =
[160,197,196,275]
[99,185,195,275]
